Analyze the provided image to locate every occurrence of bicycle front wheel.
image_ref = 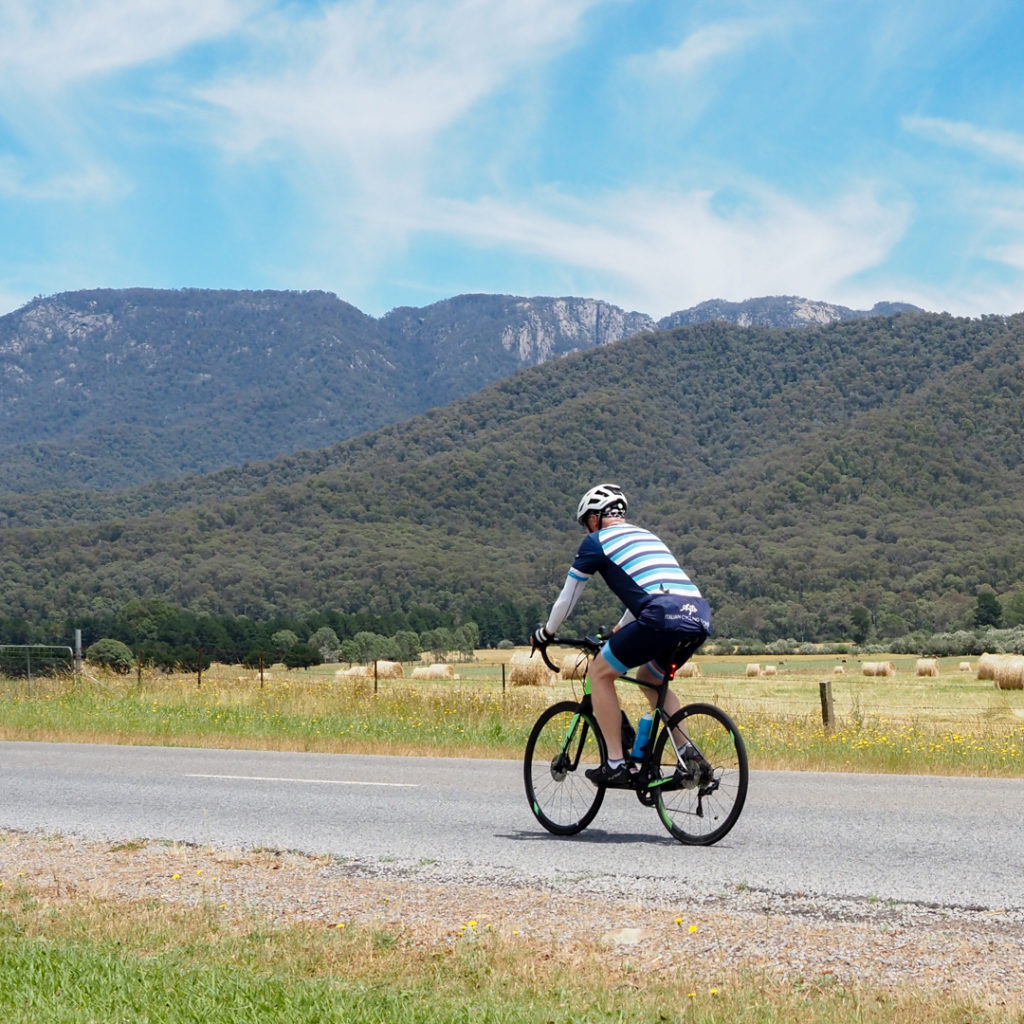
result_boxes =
[524,701,606,836]
[652,702,748,845]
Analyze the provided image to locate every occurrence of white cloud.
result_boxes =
[989,243,1024,272]
[0,156,125,201]
[0,0,246,91]
[903,116,1024,168]
[412,180,911,317]
[635,17,780,79]
[0,0,250,204]
[196,0,604,164]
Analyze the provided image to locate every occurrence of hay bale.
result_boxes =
[977,653,999,680]
[862,661,896,677]
[763,665,777,677]
[745,663,762,678]
[678,662,702,678]
[411,664,455,680]
[559,652,590,680]
[375,660,404,679]
[958,661,972,673]
[915,658,939,677]
[993,655,1024,690]
[509,651,555,687]
[336,665,368,677]
[832,665,846,674]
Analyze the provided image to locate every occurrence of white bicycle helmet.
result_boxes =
[575,483,628,524]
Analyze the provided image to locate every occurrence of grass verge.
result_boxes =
[0,884,1017,1024]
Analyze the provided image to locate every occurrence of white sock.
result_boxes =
[608,758,625,769]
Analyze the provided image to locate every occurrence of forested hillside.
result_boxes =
[0,287,921,492]
[2,311,1022,646]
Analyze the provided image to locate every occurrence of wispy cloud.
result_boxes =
[0,0,246,202]
[0,158,124,201]
[196,0,603,164]
[417,180,909,317]
[634,16,781,79]
[0,0,245,90]
[904,116,1024,168]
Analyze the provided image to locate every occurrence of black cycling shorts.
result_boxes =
[602,595,711,679]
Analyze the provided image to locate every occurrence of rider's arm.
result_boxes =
[544,570,590,635]
[613,608,635,632]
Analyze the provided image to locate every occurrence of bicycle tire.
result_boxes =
[651,702,747,845]
[524,700,606,835]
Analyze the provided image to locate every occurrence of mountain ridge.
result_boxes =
[0,287,923,492]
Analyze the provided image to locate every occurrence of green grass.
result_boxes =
[2,652,1023,775]
[0,886,1016,1024]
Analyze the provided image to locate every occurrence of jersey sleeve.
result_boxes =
[570,533,605,577]
[544,572,589,635]
[544,535,604,634]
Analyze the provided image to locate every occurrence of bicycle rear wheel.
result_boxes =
[652,702,747,845]
[524,701,606,835]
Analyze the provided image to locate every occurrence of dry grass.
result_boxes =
[4,652,1024,775]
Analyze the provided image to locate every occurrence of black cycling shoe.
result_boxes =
[585,762,636,788]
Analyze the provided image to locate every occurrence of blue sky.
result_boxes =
[1,0,1023,320]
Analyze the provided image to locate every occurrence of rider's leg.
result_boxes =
[635,663,682,716]
[588,653,626,762]
[635,664,690,748]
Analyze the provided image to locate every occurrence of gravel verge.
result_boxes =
[2,828,1021,1009]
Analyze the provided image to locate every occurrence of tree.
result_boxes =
[1002,590,1024,628]
[283,642,322,669]
[392,630,422,662]
[338,638,362,664]
[351,631,389,662]
[308,626,341,662]
[241,648,272,669]
[271,629,300,654]
[850,606,871,644]
[138,641,178,673]
[85,638,134,674]
[974,589,1003,629]
[422,627,454,661]
[453,622,480,659]
[174,646,212,673]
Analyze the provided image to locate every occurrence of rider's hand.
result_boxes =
[531,625,551,648]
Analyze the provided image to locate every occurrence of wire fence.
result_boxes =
[0,645,75,694]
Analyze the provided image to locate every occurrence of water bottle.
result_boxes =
[632,712,653,759]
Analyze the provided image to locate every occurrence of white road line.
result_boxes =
[186,773,418,788]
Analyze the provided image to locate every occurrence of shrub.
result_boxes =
[85,638,134,674]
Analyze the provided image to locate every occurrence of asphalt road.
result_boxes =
[2,740,1022,911]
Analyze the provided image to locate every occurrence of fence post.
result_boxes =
[373,660,378,695]
[819,679,835,730]
[502,662,506,696]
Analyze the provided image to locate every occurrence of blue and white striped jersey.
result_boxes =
[568,522,701,618]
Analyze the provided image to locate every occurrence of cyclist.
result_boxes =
[531,483,711,787]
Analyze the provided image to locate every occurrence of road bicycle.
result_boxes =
[524,634,748,845]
